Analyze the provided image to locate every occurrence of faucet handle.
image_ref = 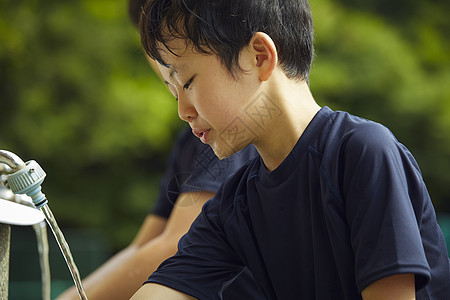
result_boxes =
[6,160,48,208]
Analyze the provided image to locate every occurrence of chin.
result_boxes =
[211,148,229,161]
[211,141,246,160]
[209,143,234,160]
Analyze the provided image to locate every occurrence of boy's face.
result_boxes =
[158,39,262,159]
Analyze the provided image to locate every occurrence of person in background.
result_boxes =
[131,0,450,299]
[56,1,261,299]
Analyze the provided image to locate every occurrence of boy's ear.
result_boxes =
[249,32,278,82]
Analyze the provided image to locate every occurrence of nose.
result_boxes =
[177,95,197,122]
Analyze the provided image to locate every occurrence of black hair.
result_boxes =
[140,0,314,81]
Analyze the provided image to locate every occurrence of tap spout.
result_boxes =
[0,150,26,173]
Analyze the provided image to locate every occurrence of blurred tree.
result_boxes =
[310,0,450,211]
[0,0,182,247]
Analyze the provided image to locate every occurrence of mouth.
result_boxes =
[192,128,210,144]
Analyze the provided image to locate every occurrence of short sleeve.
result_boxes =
[146,195,245,299]
[340,123,432,292]
[151,127,193,218]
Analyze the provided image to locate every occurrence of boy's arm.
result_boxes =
[361,273,415,300]
[131,283,196,300]
[56,191,213,300]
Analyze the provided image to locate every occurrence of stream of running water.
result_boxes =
[40,204,88,300]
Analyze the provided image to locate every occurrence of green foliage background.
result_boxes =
[1,0,449,253]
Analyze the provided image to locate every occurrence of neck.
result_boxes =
[251,73,320,172]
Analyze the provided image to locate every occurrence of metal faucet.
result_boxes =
[0,150,26,173]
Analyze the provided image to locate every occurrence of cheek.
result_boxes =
[208,95,241,128]
[196,71,259,127]
[195,86,237,120]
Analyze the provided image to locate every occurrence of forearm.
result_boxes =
[57,234,178,300]
[56,245,139,300]
[56,215,168,300]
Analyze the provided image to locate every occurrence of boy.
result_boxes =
[56,1,261,299]
[132,0,450,299]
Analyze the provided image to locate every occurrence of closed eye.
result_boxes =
[183,76,195,90]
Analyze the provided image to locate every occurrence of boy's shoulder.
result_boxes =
[317,109,408,172]
[316,109,423,184]
[326,109,398,152]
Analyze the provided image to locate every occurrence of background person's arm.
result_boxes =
[56,191,213,300]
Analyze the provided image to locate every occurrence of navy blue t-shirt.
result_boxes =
[147,107,450,299]
[151,126,264,299]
